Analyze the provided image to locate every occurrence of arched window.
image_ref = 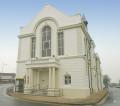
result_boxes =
[64,74,71,85]
[42,26,51,57]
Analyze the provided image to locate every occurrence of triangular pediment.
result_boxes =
[20,4,82,35]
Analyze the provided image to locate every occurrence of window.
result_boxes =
[31,37,36,58]
[42,26,51,57]
[64,74,71,85]
[58,32,64,55]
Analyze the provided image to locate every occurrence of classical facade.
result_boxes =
[16,5,103,98]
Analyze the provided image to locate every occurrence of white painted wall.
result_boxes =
[18,37,31,61]
[64,28,78,56]
[58,57,89,89]
[16,62,26,78]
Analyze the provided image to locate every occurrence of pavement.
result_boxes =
[0,84,109,106]
[9,88,108,106]
[0,84,72,106]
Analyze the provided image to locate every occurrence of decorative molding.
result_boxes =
[17,55,86,64]
[33,17,59,33]
[16,60,27,63]
[58,23,81,31]
[18,33,35,39]
[18,23,82,39]
[58,55,86,60]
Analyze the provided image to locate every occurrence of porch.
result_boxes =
[24,57,62,96]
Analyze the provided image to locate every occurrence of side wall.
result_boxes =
[16,36,31,78]
[58,57,90,98]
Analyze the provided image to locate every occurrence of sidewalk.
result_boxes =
[8,90,108,105]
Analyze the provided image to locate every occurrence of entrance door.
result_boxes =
[40,71,48,89]
[15,79,24,93]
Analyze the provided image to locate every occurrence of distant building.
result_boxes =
[0,73,15,83]
[16,5,103,98]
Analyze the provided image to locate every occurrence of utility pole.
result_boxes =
[1,63,7,73]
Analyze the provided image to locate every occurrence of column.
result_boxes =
[28,69,30,88]
[24,68,33,94]
[34,70,36,89]
[49,67,52,88]
[37,70,39,89]
[39,71,41,89]
[52,67,55,88]
[29,68,33,89]
[25,69,28,88]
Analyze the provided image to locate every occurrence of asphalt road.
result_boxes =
[0,84,69,106]
[102,87,120,106]
[1,84,120,106]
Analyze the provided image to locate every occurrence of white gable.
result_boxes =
[20,4,82,35]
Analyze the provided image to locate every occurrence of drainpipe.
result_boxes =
[89,40,94,94]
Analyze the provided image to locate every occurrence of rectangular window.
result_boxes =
[64,75,71,85]
[58,32,64,55]
[31,37,36,58]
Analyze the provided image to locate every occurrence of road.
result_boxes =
[1,84,120,106]
[0,84,68,106]
[102,87,120,106]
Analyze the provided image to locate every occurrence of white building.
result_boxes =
[16,5,103,98]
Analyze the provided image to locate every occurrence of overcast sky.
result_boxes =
[0,0,120,83]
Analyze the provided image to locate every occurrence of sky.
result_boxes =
[0,0,120,83]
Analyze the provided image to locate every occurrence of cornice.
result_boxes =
[18,33,35,39]
[18,23,82,39]
[58,23,81,31]
[16,60,27,63]
[80,23,96,47]
[58,55,85,59]
[17,55,86,64]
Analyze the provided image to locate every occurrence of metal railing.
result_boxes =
[30,84,48,96]
[28,84,63,96]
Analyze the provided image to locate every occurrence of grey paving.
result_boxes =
[1,84,120,106]
[102,87,120,106]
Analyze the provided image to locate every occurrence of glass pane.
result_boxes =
[42,26,51,57]
[47,34,51,40]
[31,37,36,58]
[65,80,68,84]
[69,76,71,79]
[65,76,67,79]
[42,50,46,57]
[58,49,60,55]
[69,79,71,84]
[42,34,46,41]
[47,49,51,56]
[58,32,64,56]
[44,42,49,49]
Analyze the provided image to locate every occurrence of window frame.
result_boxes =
[42,26,51,57]
[64,74,71,85]
[58,32,64,56]
[31,37,36,58]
